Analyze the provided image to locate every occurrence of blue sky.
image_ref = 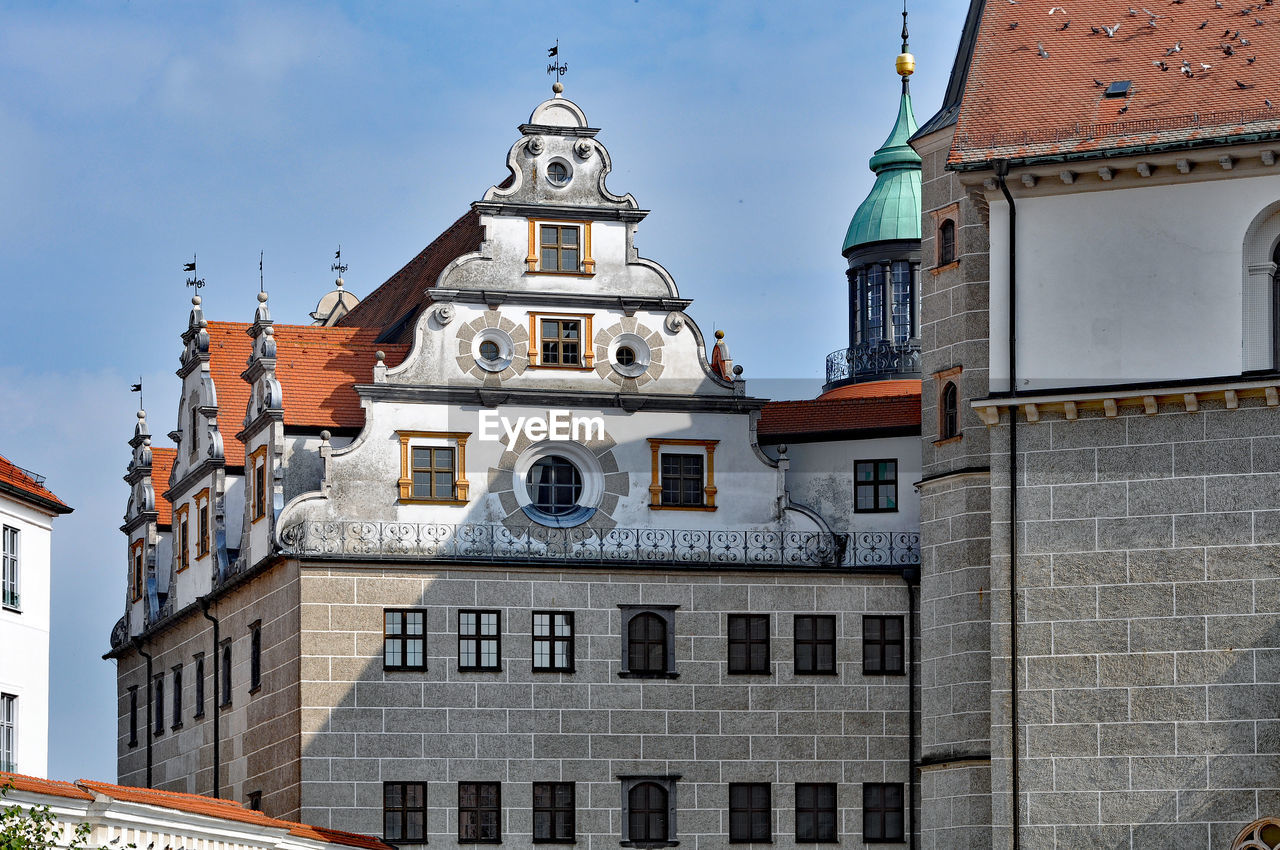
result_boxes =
[0,0,970,782]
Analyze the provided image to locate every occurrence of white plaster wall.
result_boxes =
[987,171,1280,391]
[0,494,53,777]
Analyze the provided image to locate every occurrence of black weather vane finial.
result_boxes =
[259,250,265,293]
[547,40,567,91]
[131,377,143,410]
[332,244,348,279]
[184,254,205,292]
[902,0,910,53]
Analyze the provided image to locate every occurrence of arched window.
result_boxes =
[941,381,959,440]
[627,612,667,673]
[627,782,669,843]
[938,219,956,266]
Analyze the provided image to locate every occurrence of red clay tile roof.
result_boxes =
[336,209,483,342]
[0,452,71,514]
[817,379,922,401]
[0,774,393,850]
[205,323,409,466]
[950,0,1280,165]
[758,393,922,442]
[150,447,176,527]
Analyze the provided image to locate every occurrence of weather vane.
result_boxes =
[332,245,348,278]
[547,40,567,90]
[259,250,265,293]
[184,254,205,292]
[131,377,143,410]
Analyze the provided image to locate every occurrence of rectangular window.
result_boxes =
[863,615,905,675]
[459,610,501,671]
[540,224,580,272]
[864,264,885,343]
[1,526,18,610]
[795,783,837,843]
[171,665,183,729]
[532,782,575,843]
[220,641,232,706]
[193,655,205,718]
[794,615,837,675]
[459,782,501,843]
[195,490,210,558]
[531,612,574,672]
[727,614,770,674]
[384,782,426,843]
[411,447,456,501]
[891,260,913,344]
[660,453,704,507]
[0,694,14,772]
[855,460,898,512]
[176,505,190,571]
[131,541,144,603]
[127,687,138,748]
[385,609,427,671]
[729,782,771,843]
[190,407,200,460]
[247,791,262,812]
[863,783,905,843]
[540,318,581,366]
[153,675,164,736]
[250,621,262,692]
[251,447,267,522]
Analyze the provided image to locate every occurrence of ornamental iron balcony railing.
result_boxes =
[825,340,922,388]
[279,521,919,570]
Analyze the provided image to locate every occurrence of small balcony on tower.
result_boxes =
[825,257,921,390]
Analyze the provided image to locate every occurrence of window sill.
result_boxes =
[384,666,429,673]
[620,841,678,848]
[1,605,20,614]
[249,685,262,695]
[532,840,577,845]
[196,551,209,560]
[527,364,594,371]
[649,505,716,512]
[193,712,205,720]
[853,508,900,514]
[930,260,960,276]
[220,701,234,711]
[726,670,772,676]
[863,670,907,677]
[458,666,504,674]
[794,670,839,677]
[728,839,773,844]
[127,740,138,749]
[526,270,595,278]
[532,667,576,674]
[399,498,469,507]
[618,671,680,680]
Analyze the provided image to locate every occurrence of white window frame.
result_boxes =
[2,526,18,611]
[0,693,16,772]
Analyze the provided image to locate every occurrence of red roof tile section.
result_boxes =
[0,452,71,514]
[951,0,1280,165]
[758,392,922,440]
[0,774,393,850]
[336,209,483,341]
[816,379,922,401]
[204,323,409,466]
[151,448,176,527]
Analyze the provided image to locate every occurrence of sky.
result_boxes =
[0,0,971,782]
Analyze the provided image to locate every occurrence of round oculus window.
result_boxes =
[546,161,570,186]
[525,456,582,516]
[615,346,636,367]
[478,340,501,362]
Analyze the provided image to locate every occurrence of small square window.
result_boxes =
[532,612,574,672]
[795,783,837,843]
[855,460,898,512]
[385,609,427,671]
[533,781,575,843]
[863,783,905,843]
[794,615,837,675]
[541,319,581,366]
[459,781,501,843]
[727,614,770,674]
[660,454,705,507]
[411,446,456,501]
[384,782,426,843]
[540,225,580,272]
[729,782,771,842]
[459,610,501,671]
[863,615,905,675]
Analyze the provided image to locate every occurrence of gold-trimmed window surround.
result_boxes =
[526,219,594,275]
[647,438,718,511]
[528,312,595,369]
[397,431,471,505]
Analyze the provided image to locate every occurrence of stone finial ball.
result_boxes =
[552,82,564,94]
[137,409,146,420]
[714,330,725,340]
[258,291,269,303]
[375,350,386,362]
[192,295,202,306]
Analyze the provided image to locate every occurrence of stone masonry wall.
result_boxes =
[297,563,913,849]
[988,397,1280,848]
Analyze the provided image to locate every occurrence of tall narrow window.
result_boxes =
[727,614,770,674]
[189,407,200,460]
[626,782,670,844]
[193,654,205,718]
[533,782,575,843]
[794,615,837,675]
[795,783,837,843]
[385,610,427,671]
[459,610,501,671]
[459,782,501,843]
[176,505,190,571]
[729,783,771,843]
[131,542,144,603]
[863,615,905,675]
[532,612,574,672]
[220,641,232,706]
[540,225,580,272]
[249,621,262,692]
[384,782,426,843]
[938,219,956,266]
[251,448,267,522]
[196,490,210,558]
[1,526,17,610]
[864,264,885,343]
[855,460,898,512]
[941,382,959,440]
[863,783,905,843]
[153,675,165,736]
[627,612,667,675]
[0,694,14,772]
[171,665,183,729]
[891,260,913,343]
[410,447,456,501]
[127,686,138,748]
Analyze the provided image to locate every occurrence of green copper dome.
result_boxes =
[842,89,922,254]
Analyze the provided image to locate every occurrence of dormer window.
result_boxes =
[526,220,594,275]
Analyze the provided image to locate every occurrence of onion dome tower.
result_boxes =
[825,8,923,391]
